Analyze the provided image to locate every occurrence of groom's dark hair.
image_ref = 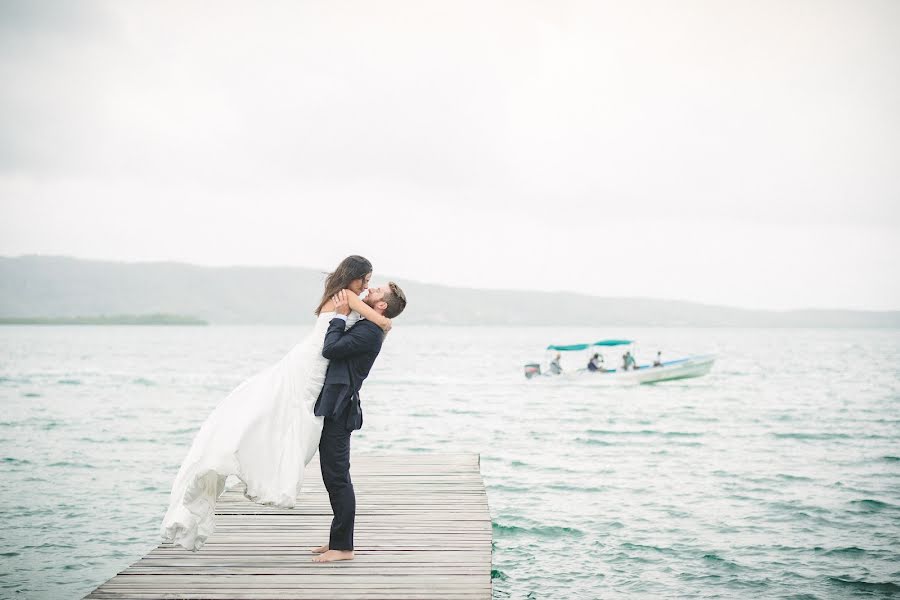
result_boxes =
[383,281,407,319]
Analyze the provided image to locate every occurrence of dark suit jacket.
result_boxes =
[314,316,384,431]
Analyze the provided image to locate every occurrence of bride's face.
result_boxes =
[348,273,372,296]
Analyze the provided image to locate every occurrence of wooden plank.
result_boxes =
[85,454,491,599]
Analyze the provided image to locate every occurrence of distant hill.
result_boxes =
[0,314,207,325]
[1,255,898,327]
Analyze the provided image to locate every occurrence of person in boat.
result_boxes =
[622,351,636,371]
[587,353,604,372]
[549,353,563,374]
[653,351,662,367]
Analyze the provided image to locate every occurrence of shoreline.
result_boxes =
[0,315,208,326]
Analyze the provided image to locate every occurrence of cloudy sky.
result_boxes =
[1,1,898,310]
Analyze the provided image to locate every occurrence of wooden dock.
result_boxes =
[87,454,492,600]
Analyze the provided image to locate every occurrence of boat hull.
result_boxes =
[528,355,715,385]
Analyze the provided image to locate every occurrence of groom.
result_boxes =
[311,282,407,563]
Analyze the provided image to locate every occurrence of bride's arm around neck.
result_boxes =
[346,293,392,332]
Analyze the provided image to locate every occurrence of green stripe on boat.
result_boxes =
[546,340,632,351]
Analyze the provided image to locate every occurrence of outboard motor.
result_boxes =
[524,363,541,379]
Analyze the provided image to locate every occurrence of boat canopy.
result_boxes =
[546,340,633,351]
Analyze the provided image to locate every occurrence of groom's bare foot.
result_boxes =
[311,544,329,554]
[312,549,354,563]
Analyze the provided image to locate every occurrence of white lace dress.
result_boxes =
[160,311,359,551]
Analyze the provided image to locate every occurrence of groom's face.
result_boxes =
[364,285,388,310]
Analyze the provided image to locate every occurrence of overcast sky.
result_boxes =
[1,1,898,310]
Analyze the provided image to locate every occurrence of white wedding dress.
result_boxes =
[160,310,359,551]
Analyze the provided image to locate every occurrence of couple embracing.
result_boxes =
[160,255,407,563]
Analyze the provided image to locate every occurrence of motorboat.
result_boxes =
[524,339,715,385]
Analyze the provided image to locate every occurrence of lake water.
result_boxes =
[1,325,898,599]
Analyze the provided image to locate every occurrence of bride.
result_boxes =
[160,255,392,551]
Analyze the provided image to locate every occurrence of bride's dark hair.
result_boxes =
[315,255,373,315]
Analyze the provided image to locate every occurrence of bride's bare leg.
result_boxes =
[311,544,329,554]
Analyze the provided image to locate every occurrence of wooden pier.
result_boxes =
[87,453,492,599]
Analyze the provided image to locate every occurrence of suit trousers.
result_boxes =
[319,415,355,550]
